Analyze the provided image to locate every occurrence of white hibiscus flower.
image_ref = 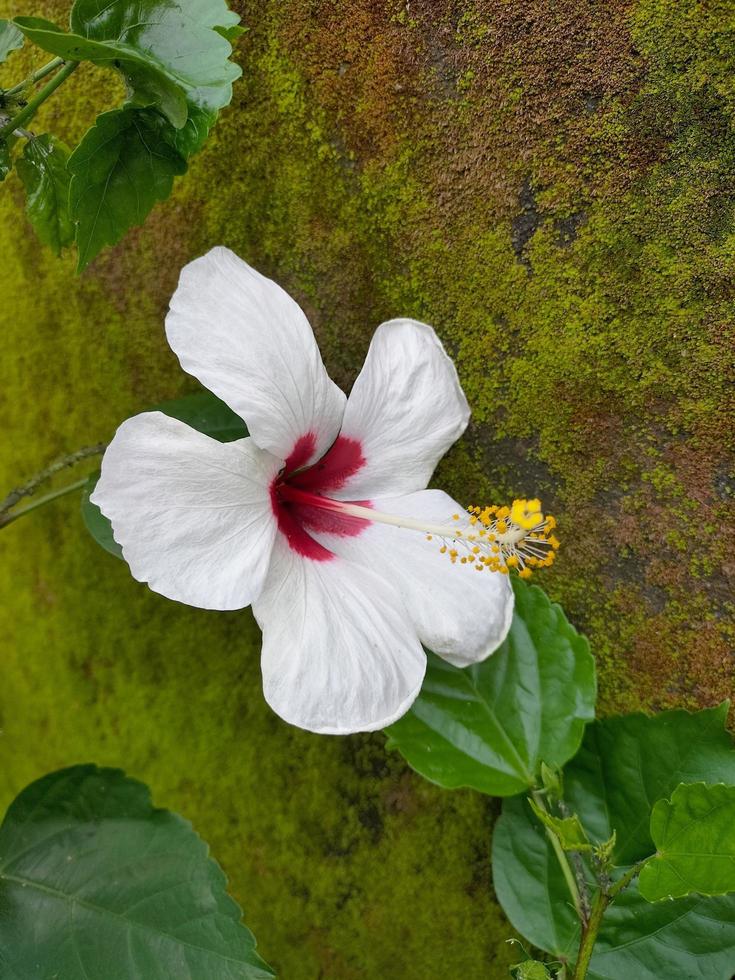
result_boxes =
[92,247,557,735]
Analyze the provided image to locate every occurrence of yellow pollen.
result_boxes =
[428,497,558,580]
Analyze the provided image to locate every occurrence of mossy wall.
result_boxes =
[1,1,733,977]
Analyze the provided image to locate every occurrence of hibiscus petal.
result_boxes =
[91,412,281,610]
[166,247,346,465]
[331,319,470,498]
[312,490,514,667]
[252,538,426,734]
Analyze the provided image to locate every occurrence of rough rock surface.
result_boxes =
[1,1,733,976]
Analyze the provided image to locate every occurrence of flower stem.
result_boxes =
[3,57,65,98]
[0,477,90,527]
[0,60,77,140]
[0,443,105,528]
[531,791,584,923]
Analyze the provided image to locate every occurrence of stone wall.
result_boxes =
[1,2,732,976]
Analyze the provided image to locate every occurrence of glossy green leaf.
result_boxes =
[528,799,591,852]
[385,580,596,796]
[0,17,23,62]
[15,0,241,129]
[492,707,735,978]
[0,765,273,979]
[564,703,735,866]
[639,782,735,901]
[16,135,74,255]
[82,390,247,558]
[168,103,218,158]
[68,107,187,270]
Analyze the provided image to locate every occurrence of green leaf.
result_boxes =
[492,706,735,977]
[168,103,218,158]
[149,389,247,439]
[639,782,735,901]
[0,765,273,979]
[68,106,187,270]
[15,0,241,130]
[494,794,735,978]
[385,580,596,796]
[540,762,563,802]
[81,472,123,558]
[83,390,247,558]
[528,799,592,852]
[510,960,553,980]
[215,23,246,42]
[0,17,23,62]
[16,134,74,255]
[564,702,735,866]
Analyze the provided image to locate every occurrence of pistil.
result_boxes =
[278,484,558,577]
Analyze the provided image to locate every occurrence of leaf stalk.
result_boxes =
[531,791,584,922]
[0,60,77,140]
[3,57,65,98]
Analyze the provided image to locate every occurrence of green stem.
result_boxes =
[531,791,584,922]
[607,861,644,899]
[0,443,105,526]
[3,57,64,98]
[0,60,77,139]
[571,862,644,979]
[572,888,607,980]
[0,476,89,527]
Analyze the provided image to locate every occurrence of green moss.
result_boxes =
[2,0,734,976]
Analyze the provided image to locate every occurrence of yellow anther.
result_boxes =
[426,534,433,541]
[519,568,533,579]
[496,520,507,534]
[472,546,480,555]
[440,545,447,554]
[506,555,519,568]
[452,514,460,521]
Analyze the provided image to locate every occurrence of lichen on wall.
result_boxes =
[1,1,733,977]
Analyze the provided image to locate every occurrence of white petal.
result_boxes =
[331,319,469,498]
[166,247,346,465]
[313,490,514,667]
[252,538,426,734]
[91,412,281,610]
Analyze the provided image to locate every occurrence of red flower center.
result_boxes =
[270,433,370,560]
